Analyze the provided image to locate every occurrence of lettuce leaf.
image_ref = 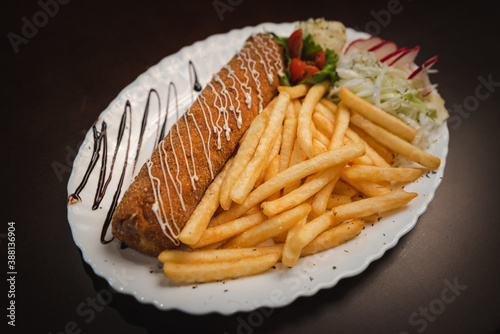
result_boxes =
[301,34,323,58]
[271,32,339,86]
[270,33,292,86]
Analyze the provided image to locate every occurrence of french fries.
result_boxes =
[301,219,364,256]
[341,165,424,183]
[297,81,330,158]
[193,211,267,249]
[283,139,306,195]
[178,159,233,246]
[345,128,391,167]
[326,194,351,209]
[279,113,298,172]
[223,203,311,248]
[311,178,337,216]
[350,123,395,164]
[220,109,269,210]
[162,252,280,284]
[261,165,343,217]
[159,83,443,285]
[340,168,391,197]
[159,244,282,263]
[278,84,311,99]
[320,98,338,113]
[312,109,335,138]
[309,101,350,216]
[315,100,336,124]
[329,102,350,150]
[340,87,417,142]
[282,189,417,267]
[230,92,290,203]
[210,143,365,227]
[350,112,441,169]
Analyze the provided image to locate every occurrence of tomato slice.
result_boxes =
[289,58,307,83]
[302,65,320,79]
[288,29,303,59]
[290,59,319,83]
[305,50,325,69]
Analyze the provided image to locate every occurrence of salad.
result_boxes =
[273,19,449,149]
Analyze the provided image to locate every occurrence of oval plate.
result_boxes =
[67,22,448,315]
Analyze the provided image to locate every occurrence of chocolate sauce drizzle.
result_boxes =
[189,60,202,92]
[68,61,201,245]
[101,101,132,244]
[132,89,161,176]
[159,83,179,142]
[67,122,105,205]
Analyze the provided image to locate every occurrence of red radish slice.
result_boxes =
[408,55,438,79]
[380,47,408,63]
[368,41,398,60]
[389,46,420,67]
[408,55,439,96]
[344,36,383,55]
[367,40,385,51]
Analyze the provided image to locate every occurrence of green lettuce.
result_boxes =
[270,32,339,87]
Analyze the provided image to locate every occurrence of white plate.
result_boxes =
[67,22,448,315]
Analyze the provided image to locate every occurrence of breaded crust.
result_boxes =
[112,34,284,256]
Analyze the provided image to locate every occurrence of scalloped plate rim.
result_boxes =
[66,21,449,315]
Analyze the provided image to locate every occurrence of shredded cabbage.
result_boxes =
[329,52,440,148]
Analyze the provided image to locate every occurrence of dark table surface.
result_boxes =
[2,0,500,333]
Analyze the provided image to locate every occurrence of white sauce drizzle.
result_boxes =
[234,54,253,109]
[200,91,223,149]
[223,64,244,128]
[208,81,231,143]
[215,73,241,129]
[160,140,186,211]
[250,35,275,83]
[169,85,198,190]
[144,35,280,243]
[188,97,214,179]
[259,34,284,77]
[146,158,181,245]
[240,48,264,112]
[166,129,189,207]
